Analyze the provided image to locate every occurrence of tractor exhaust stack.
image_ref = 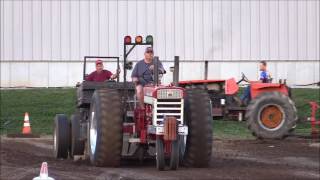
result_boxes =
[173,56,180,86]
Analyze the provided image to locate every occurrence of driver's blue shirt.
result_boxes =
[260,70,269,83]
[131,58,165,86]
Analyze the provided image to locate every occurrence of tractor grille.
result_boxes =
[154,99,184,125]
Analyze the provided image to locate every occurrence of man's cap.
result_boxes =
[145,47,153,53]
[95,59,103,65]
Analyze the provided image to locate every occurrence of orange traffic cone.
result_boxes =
[7,112,39,138]
[22,112,32,134]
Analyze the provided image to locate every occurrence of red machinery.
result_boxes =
[309,102,320,139]
[175,65,298,139]
[132,85,189,170]
[119,37,212,170]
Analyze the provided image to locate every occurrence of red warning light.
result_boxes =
[124,36,132,44]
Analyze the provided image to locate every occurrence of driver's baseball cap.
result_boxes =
[145,47,153,53]
[95,60,103,65]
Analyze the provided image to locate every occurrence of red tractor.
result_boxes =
[53,35,212,170]
[174,58,297,139]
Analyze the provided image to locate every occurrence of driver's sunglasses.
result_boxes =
[146,50,153,54]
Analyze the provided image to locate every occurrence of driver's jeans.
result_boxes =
[136,82,154,109]
[240,86,251,103]
[136,85,145,109]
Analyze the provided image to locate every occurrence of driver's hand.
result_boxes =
[110,69,121,80]
[149,65,154,72]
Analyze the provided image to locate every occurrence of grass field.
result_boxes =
[0,88,319,138]
[0,88,76,134]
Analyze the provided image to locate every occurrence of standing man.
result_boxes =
[131,47,165,108]
[259,60,272,83]
[240,60,272,105]
[85,60,120,82]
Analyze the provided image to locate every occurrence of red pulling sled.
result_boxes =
[309,101,320,139]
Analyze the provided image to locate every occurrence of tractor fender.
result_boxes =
[250,83,289,99]
[225,78,239,95]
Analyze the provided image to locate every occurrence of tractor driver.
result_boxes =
[240,60,272,105]
[131,47,165,109]
[85,60,120,82]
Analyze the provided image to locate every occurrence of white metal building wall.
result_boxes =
[0,0,319,87]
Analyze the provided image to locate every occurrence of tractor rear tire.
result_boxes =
[70,113,85,157]
[183,88,213,167]
[53,114,70,159]
[88,89,123,167]
[246,92,298,139]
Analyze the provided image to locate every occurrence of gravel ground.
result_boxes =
[1,136,319,180]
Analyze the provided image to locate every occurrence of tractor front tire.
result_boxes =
[88,89,123,167]
[246,92,298,139]
[53,114,70,159]
[169,140,179,170]
[183,88,213,167]
[156,137,165,171]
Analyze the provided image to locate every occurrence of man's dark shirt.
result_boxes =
[131,59,165,86]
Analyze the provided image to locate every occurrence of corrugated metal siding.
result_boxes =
[0,0,319,87]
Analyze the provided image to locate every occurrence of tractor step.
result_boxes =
[227,106,247,111]
[126,111,134,117]
[128,138,141,143]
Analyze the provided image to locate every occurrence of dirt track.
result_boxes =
[1,136,319,180]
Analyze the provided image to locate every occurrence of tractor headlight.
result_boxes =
[157,89,183,99]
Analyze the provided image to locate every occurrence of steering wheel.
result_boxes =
[237,72,250,84]
[138,66,166,85]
